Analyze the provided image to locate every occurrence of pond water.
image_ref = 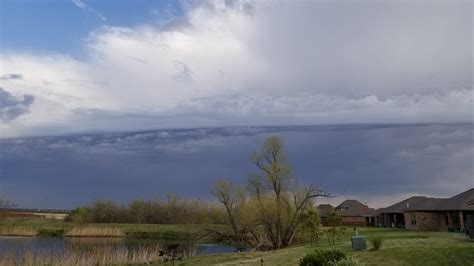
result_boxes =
[0,236,235,257]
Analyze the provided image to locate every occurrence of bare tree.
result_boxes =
[0,196,15,213]
[211,180,248,251]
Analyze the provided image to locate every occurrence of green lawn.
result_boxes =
[178,228,474,266]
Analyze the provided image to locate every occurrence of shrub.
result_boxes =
[68,197,226,224]
[328,257,361,266]
[370,236,384,250]
[67,207,92,223]
[38,228,64,237]
[299,249,347,266]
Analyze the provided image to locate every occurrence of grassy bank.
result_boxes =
[178,228,474,265]
[0,218,224,239]
[3,219,473,265]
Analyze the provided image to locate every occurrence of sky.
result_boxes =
[0,124,473,209]
[0,0,472,209]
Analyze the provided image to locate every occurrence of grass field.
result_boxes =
[178,228,474,266]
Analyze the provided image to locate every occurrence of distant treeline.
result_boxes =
[66,196,226,224]
[1,208,69,214]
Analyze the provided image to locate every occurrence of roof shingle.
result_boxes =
[335,199,373,217]
[379,188,474,213]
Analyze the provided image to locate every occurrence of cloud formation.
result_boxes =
[0,0,472,138]
[0,124,472,209]
[0,73,23,80]
[72,0,107,21]
[0,87,35,122]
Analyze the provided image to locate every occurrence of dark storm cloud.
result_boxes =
[0,87,35,122]
[0,73,23,80]
[0,124,472,209]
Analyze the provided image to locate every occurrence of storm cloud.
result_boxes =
[0,87,35,122]
[0,1,471,210]
[0,73,23,80]
[0,124,472,209]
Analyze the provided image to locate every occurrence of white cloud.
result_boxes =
[72,0,107,21]
[0,0,472,138]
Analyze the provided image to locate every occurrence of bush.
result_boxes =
[370,236,384,250]
[68,197,226,224]
[38,228,64,237]
[299,249,347,266]
[328,257,361,266]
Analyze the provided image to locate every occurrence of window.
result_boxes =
[410,213,416,225]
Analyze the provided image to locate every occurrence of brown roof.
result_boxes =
[366,208,377,216]
[435,188,474,211]
[335,199,373,217]
[379,196,431,214]
[317,204,334,218]
[412,198,448,211]
[380,188,474,213]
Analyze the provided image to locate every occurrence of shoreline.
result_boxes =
[0,218,224,239]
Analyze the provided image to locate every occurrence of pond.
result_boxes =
[0,236,236,258]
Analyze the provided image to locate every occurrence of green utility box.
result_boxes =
[351,236,367,251]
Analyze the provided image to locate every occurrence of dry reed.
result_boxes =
[0,246,164,266]
[64,227,124,237]
[0,227,37,236]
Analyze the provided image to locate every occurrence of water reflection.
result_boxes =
[0,236,235,257]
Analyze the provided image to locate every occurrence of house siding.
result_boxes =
[404,212,448,231]
[341,216,366,226]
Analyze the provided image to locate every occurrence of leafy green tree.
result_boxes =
[69,197,226,225]
[129,199,147,223]
[214,136,332,250]
[301,206,320,246]
[250,136,331,249]
[327,211,342,244]
[89,201,122,223]
[68,207,92,223]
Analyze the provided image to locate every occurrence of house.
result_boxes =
[377,188,474,231]
[0,208,69,220]
[375,196,446,228]
[404,188,474,231]
[334,200,375,226]
[317,204,334,225]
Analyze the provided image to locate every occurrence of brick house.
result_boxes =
[334,200,375,226]
[317,204,334,226]
[377,188,474,231]
[375,196,446,228]
[404,188,474,231]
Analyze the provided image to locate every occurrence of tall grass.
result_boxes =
[65,227,124,237]
[0,246,164,265]
[0,226,124,237]
[0,227,37,236]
